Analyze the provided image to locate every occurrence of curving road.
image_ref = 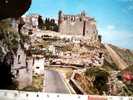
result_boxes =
[43,69,70,94]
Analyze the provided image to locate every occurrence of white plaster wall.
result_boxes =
[12,45,33,89]
[17,59,32,89]
[33,58,45,75]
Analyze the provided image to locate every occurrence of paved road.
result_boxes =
[43,69,70,94]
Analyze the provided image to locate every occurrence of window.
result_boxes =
[16,70,19,76]
[79,18,82,22]
[71,17,73,21]
[36,67,40,69]
[18,55,21,64]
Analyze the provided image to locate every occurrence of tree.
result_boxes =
[45,18,48,24]
[85,67,109,95]
[98,35,102,43]
[38,15,44,29]
[44,18,58,32]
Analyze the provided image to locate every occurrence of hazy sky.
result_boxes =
[26,0,133,49]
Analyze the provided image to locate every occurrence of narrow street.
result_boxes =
[43,69,70,94]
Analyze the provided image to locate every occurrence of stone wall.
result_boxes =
[14,58,33,89]
[12,45,32,89]
[59,18,84,36]
[58,11,98,41]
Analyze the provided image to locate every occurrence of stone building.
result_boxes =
[12,45,32,89]
[21,14,40,34]
[58,11,99,41]
[33,58,45,75]
[23,14,39,28]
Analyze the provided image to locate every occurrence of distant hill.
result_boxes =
[109,44,133,67]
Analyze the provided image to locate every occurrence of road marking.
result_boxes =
[59,72,72,94]
[42,70,46,92]
[44,68,74,94]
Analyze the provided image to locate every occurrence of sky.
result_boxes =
[26,0,133,49]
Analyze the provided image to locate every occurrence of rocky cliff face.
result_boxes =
[0,18,22,89]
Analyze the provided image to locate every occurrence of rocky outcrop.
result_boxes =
[0,19,32,89]
[0,29,18,89]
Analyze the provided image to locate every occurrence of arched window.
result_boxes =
[79,17,82,22]
[18,55,21,64]
[71,17,73,21]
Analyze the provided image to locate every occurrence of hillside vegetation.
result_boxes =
[109,44,133,66]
